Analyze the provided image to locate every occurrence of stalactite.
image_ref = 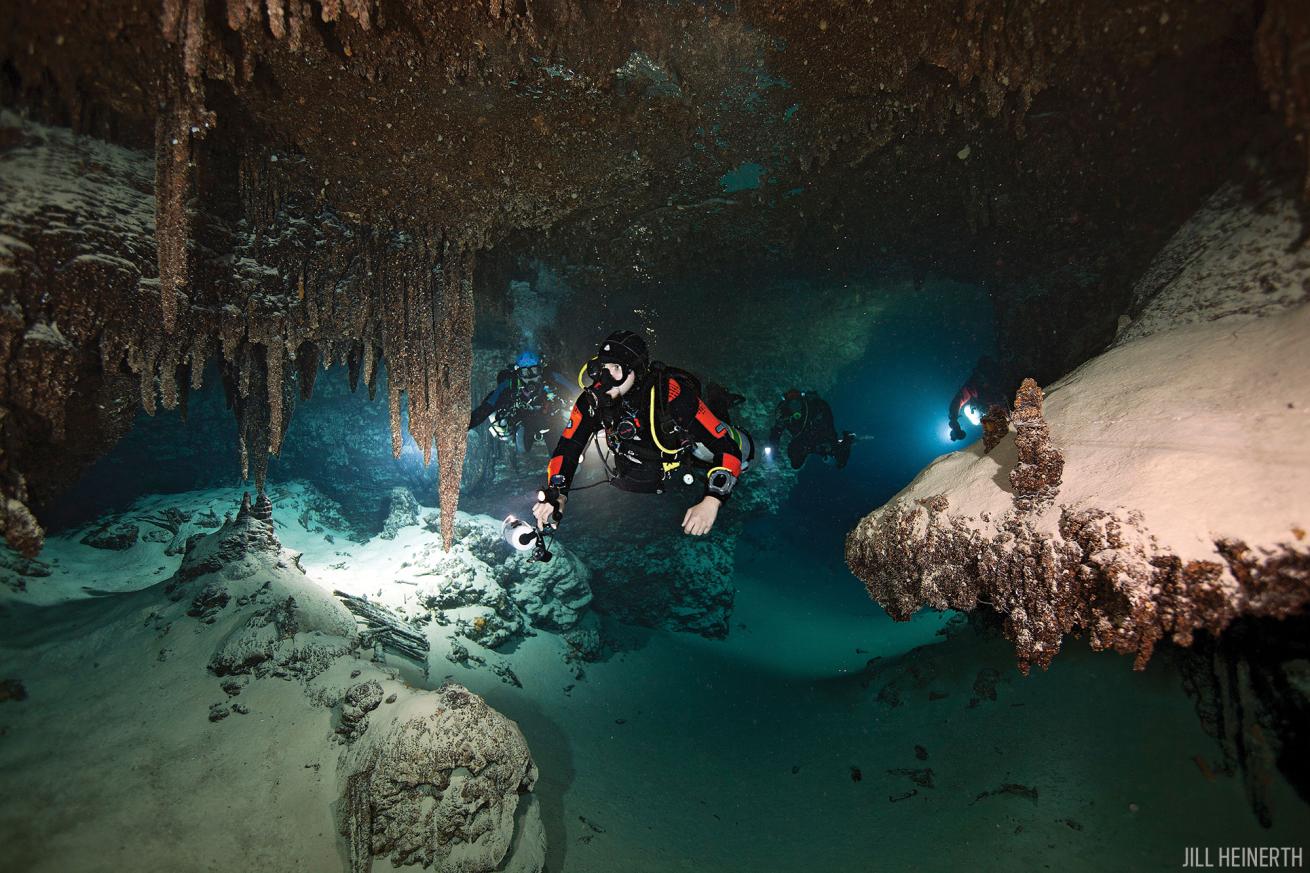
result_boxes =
[266,0,288,40]
[154,89,190,335]
[347,341,364,392]
[190,333,210,390]
[223,341,280,487]
[157,0,214,333]
[226,0,261,31]
[158,345,181,410]
[362,337,378,397]
[266,338,286,455]
[319,0,377,30]
[297,341,322,400]
[431,246,475,551]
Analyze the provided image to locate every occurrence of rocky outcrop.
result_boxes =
[581,528,736,639]
[406,504,593,647]
[340,682,543,873]
[846,172,1310,674]
[504,544,593,631]
[379,486,421,540]
[0,489,546,871]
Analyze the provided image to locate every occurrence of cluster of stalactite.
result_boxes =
[0,107,477,557]
[151,0,471,550]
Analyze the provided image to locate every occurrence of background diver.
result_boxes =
[948,354,1015,441]
[531,330,753,537]
[767,388,854,470]
[468,351,566,452]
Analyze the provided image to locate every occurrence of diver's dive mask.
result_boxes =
[583,357,627,395]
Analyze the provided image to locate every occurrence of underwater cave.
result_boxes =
[1,1,1308,871]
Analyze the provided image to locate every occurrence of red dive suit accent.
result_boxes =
[545,372,745,501]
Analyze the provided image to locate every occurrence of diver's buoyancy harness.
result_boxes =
[644,363,754,486]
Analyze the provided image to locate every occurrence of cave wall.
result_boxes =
[2,0,1306,561]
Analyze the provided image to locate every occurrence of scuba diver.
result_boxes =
[468,351,563,452]
[530,330,753,537]
[948,354,1013,441]
[767,389,854,470]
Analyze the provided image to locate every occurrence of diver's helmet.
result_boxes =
[515,350,543,381]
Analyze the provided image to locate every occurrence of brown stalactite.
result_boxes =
[297,341,322,400]
[432,248,476,552]
[153,92,189,334]
[157,0,213,332]
[266,337,286,455]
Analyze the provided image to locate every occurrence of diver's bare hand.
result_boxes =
[681,496,721,536]
[532,493,564,529]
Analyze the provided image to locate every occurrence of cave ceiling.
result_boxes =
[1,0,1307,556]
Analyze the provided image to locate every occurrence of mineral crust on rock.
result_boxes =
[341,682,543,873]
[846,172,1310,674]
[0,489,545,871]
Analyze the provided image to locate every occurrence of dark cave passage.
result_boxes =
[2,2,1309,871]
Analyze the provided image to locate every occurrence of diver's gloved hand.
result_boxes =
[949,421,967,441]
[532,492,564,529]
[682,496,721,536]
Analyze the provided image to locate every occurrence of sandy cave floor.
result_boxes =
[1,482,1304,873]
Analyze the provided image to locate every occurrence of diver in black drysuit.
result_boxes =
[532,330,753,537]
[468,352,562,452]
[768,389,854,470]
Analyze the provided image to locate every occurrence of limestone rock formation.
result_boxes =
[504,544,594,631]
[846,171,1310,674]
[340,682,543,873]
[0,489,545,871]
[379,486,421,540]
[581,529,737,639]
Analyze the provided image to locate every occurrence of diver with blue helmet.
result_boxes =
[469,350,564,452]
